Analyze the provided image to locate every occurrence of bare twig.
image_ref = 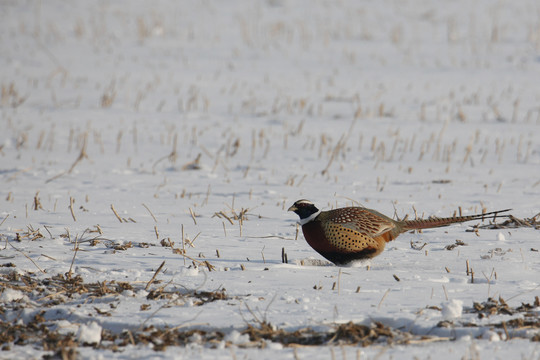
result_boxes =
[337,268,342,295]
[152,133,178,173]
[69,197,77,221]
[189,208,197,225]
[9,242,45,273]
[142,203,157,222]
[442,285,449,301]
[181,225,186,266]
[111,204,124,223]
[46,134,89,183]
[0,214,9,227]
[43,225,53,239]
[67,235,80,279]
[40,253,57,261]
[145,261,166,290]
[377,289,391,310]
[184,232,200,248]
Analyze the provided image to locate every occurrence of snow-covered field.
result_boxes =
[1,0,539,359]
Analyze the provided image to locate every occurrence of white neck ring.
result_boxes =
[298,210,321,225]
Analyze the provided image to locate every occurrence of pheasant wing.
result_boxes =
[325,207,396,237]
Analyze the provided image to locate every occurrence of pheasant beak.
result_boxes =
[287,205,298,212]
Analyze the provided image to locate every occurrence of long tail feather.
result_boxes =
[401,209,512,231]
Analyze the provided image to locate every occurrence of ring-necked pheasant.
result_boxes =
[288,199,511,266]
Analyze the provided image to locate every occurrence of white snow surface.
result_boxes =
[441,299,464,320]
[0,288,25,303]
[77,322,102,345]
[1,0,540,359]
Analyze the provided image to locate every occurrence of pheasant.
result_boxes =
[288,199,510,266]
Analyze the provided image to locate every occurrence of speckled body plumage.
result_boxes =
[288,200,510,266]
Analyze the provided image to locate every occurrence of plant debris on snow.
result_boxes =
[1,270,539,355]
[473,214,540,230]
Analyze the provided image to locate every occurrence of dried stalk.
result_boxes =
[145,261,166,290]
[142,203,157,222]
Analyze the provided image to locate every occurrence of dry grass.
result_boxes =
[1,83,27,108]
[2,2,540,358]
[472,214,540,230]
[2,275,537,355]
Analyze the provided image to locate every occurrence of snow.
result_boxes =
[441,299,463,320]
[77,322,102,345]
[0,288,25,303]
[224,330,250,345]
[1,0,540,359]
